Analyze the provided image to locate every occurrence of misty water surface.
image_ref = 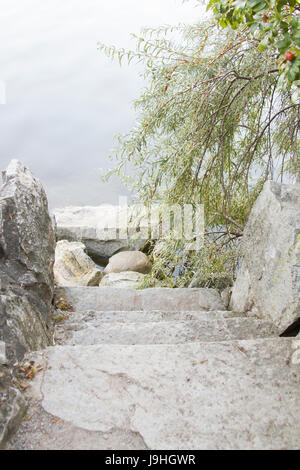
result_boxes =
[0,0,200,208]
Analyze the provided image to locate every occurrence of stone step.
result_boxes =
[56,309,241,325]
[55,286,225,312]
[57,317,279,346]
[18,337,300,449]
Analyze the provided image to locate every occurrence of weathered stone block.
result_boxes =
[230,181,300,332]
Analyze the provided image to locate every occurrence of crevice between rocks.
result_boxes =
[279,317,300,337]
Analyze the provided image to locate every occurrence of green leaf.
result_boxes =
[258,35,270,50]
[280,21,289,33]
[276,37,291,52]
[247,0,263,7]
[252,1,268,13]
[249,22,259,33]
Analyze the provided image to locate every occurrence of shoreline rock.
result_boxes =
[104,251,152,275]
[54,240,103,287]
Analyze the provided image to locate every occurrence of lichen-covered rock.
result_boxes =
[54,240,103,287]
[100,271,145,288]
[104,251,152,275]
[0,160,55,448]
[230,181,300,332]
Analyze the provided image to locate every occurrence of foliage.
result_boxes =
[206,0,300,85]
[137,237,238,289]
[98,18,299,288]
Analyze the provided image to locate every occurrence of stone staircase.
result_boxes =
[8,287,300,450]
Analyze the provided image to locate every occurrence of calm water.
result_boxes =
[0,0,200,208]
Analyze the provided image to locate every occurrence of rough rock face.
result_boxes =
[0,160,55,448]
[100,271,145,288]
[230,181,300,332]
[54,240,103,287]
[0,369,27,450]
[53,206,147,265]
[0,160,55,359]
[104,251,152,275]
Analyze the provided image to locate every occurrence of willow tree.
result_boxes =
[98,18,299,288]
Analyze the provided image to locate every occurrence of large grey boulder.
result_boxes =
[0,160,55,359]
[104,251,152,275]
[54,240,103,287]
[53,205,148,265]
[0,160,55,448]
[230,181,300,332]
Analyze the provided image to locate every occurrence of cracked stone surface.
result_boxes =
[8,338,300,450]
[7,401,148,450]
